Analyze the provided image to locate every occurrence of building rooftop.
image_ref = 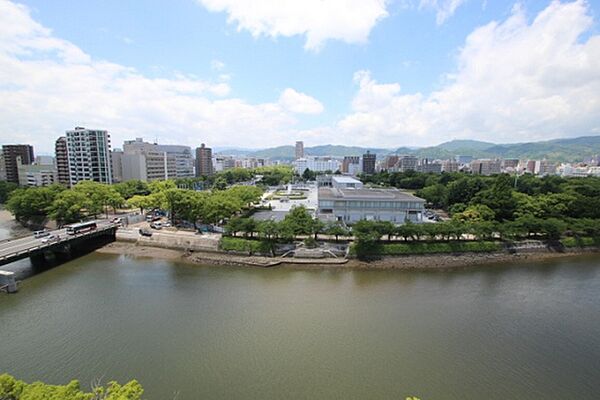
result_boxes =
[318,187,425,202]
[331,176,362,184]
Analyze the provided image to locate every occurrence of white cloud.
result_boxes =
[338,0,600,147]
[279,88,324,114]
[197,0,389,51]
[0,0,322,153]
[419,0,467,24]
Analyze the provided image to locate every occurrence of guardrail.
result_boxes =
[0,223,118,261]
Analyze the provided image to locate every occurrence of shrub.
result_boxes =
[220,236,272,255]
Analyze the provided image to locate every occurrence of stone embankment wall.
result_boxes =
[116,228,219,252]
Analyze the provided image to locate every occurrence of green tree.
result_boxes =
[0,181,18,203]
[417,184,447,208]
[324,221,349,242]
[0,373,143,400]
[48,190,92,225]
[282,205,315,236]
[471,174,517,221]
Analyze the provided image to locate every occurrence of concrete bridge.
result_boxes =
[0,220,119,268]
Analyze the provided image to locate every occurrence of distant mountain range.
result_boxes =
[214,135,600,162]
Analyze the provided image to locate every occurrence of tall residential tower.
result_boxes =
[65,127,112,185]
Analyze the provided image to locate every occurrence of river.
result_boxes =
[1,216,600,399]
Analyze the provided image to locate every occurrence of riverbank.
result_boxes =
[96,241,600,270]
[0,208,29,240]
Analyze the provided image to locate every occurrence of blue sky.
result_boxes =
[1,0,600,153]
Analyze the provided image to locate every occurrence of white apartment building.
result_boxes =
[66,127,112,185]
[294,157,341,174]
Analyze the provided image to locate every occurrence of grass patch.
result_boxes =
[349,241,502,256]
[220,236,273,255]
[561,236,600,248]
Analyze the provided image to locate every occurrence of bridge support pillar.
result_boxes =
[0,270,18,293]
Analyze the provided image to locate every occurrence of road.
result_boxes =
[0,220,113,261]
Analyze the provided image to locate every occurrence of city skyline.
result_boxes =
[1,1,600,154]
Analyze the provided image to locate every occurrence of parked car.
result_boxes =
[150,222,162,230]
[41,234,59,243]
[139,228,153,237]
[33,230,50,238]
[111,217,122,224]
[163,221,171,227]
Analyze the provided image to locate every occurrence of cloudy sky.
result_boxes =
[1,0,599,154]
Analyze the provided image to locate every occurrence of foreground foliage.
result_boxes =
[0,373,143,400]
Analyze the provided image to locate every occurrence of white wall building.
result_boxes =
[66,127,112,185]
[294,157,341,174]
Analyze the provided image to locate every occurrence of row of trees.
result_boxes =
[5,178,263,227]
[6,181,125,226]
[360,170,600,221]
[226,206,349,242]
[227,208,600,245]
[126,181,263,227]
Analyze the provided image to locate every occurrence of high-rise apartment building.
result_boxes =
[195,144,213,177]
[2,144,34,184]
[65,127,112,185]
[55,137,70,186]
[295,141,304,160]
[362,151,376,175]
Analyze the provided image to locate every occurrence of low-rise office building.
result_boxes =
[318,186,425,224]
[17,162,58,187]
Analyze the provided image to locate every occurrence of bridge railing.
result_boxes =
[0,223,118,261]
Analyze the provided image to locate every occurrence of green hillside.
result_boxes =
[216,135,600,162]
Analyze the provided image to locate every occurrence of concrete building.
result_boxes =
[470,159,501,176]
[65,127,112,185]
[213,155,236,172]
[17,161,58,187]
[2,144,34,184]
[341,156,361,175]
[120,138,193,181]
[318,187,425,224]
[0,155,5,181]
[416,159,442,173]
[317,175,364,189]
[195,143,213,177]
[441,159,460,173]
[35,156,55,166]
[382,155,399,171]
[362,151,376,174]
[55,137,70,186]
[396,155,418,172]
[538,160,557,176]
[295,141,304,160]
[111,149,123,183]
[294,157,341,174]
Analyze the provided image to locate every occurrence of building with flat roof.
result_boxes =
[318,187,425,224]
[195,143,213,177]
[2,144,34,184]
[470,159,501,176]
[120,138,193,181]
[295,141,304,160]
[17,161,58,187]
[65,127,112,185]
[294,157,340,174]
[55,137,70,186]
[362,151,376,174]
